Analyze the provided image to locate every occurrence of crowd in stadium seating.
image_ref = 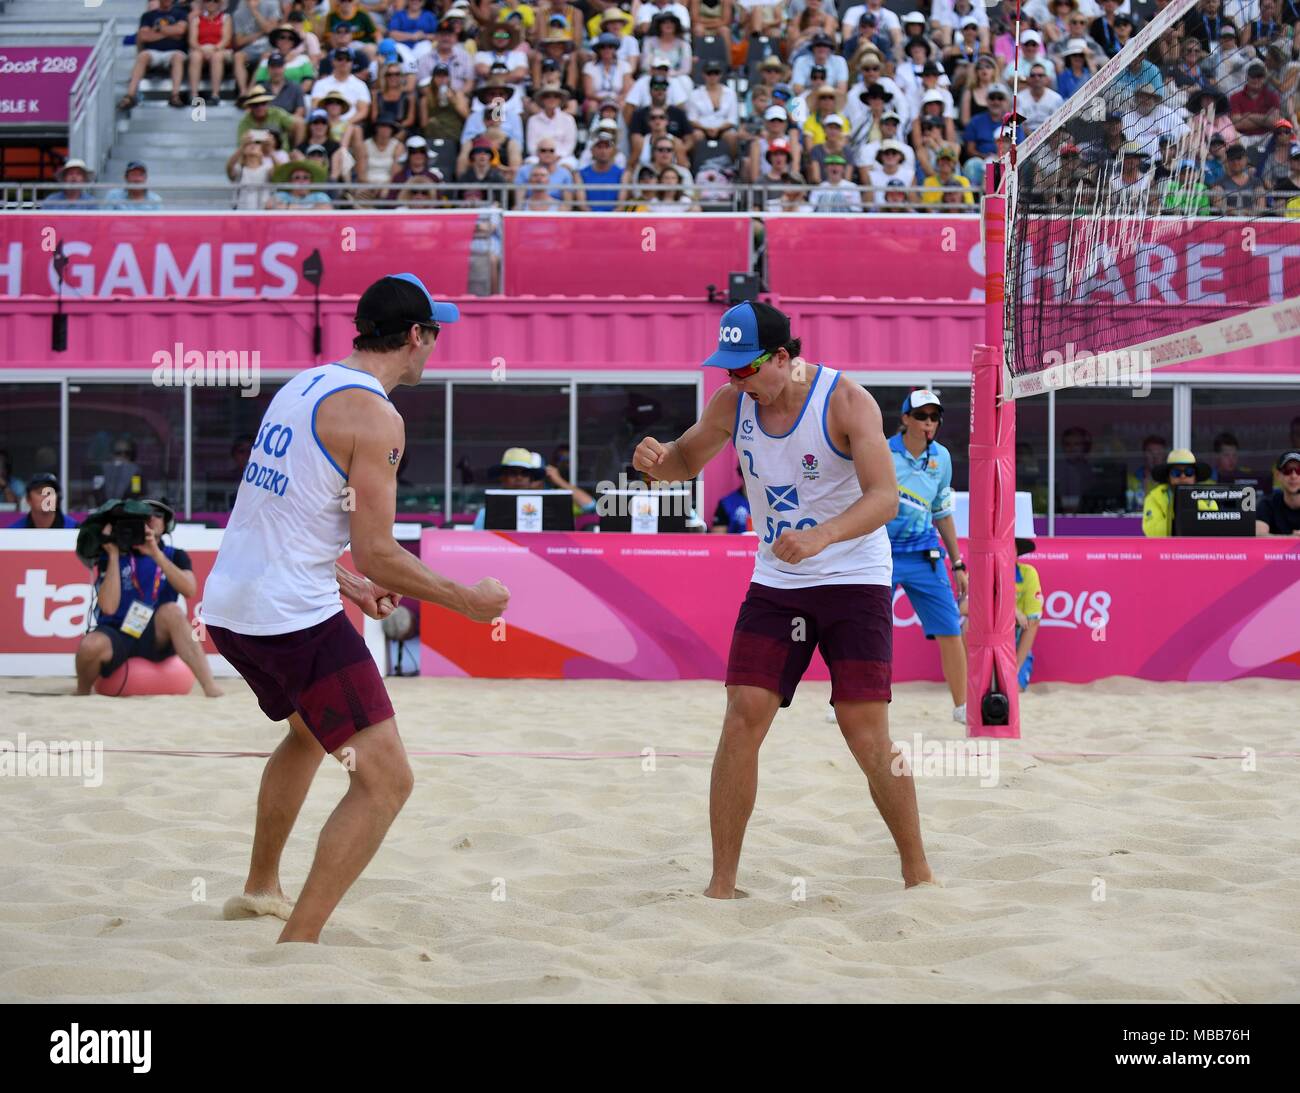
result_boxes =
[29,0,1296,214]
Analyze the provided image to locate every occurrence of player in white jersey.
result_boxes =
[633,301,934,898]
[203,273,510,944]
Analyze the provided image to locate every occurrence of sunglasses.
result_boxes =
[909,410,941,422]
[1168,466,1196,478]
[726,349,773,380]
[1281,464,1300,476]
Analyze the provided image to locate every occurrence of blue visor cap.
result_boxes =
[702,300,790,369]
[392,272,460,324]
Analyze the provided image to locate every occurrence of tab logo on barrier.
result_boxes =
[16,570,92,638]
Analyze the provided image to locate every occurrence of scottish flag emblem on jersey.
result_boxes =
[765,484,799,511]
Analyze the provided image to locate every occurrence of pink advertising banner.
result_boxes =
[0,214,478,299]
[419,532,1300,685]
[502,215,750,297]
[0,46,93,126]
[765,216,984,301]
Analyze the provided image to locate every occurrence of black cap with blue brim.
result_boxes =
[702,300,790,370]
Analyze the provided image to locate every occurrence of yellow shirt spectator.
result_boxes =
[1142,450,1214,536]
[922,169,973,204]
[499,2,537,31]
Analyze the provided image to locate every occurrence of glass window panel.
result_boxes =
[388,382,448,518]
[68,383,184,514]
[1054,387,1174,515]
[193,384,282,518]
[0,383,62,516]
[451,383,571,520]
[575,382,699,493]
[1191,387,1300,493]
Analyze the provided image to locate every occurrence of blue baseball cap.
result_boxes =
[356,272,460,336]
[702,300,791,369]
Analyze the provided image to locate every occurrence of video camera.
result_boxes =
[75,497,176,568]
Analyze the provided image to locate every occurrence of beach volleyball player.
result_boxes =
[633,301,933,897]
[202,273,510,943]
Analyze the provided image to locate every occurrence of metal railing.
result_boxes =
[68,20,117,180]
[2,178,986,215]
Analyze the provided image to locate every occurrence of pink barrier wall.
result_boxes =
[502,215,750,296]
[420,531,1300,685]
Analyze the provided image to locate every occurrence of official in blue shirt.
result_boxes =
[888,391,969,724]
[5,474,78,529]
[74,499,222,697]
[580,130,624,212]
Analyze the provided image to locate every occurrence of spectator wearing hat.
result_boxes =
[526,85,578,159]
[1055,37,1097,100]
[240,83,303,149]
[232,0,286,100]
[1206,24,1253,89]
[641,12,693,79]
[626,58,690,121]
[809,153,863,210]
[743,104,800,180]
[1186,89,1240,158]
[591,6,641,69]
[942,15,988,83]
[638,2,692,35]
[867,139,915,203]
[805,112,852,183]
[1110,142,1153,205]
[911,85,957,148]
[389,136,445,205]
[1081,109,1126,169]
[687,60,740,155]
[476,23,529,84]
[1259,123,1298,193]
[530,21,580,93]
[254,49,307,116]
[636,125,694,189]
[846,81,893,149]
[753,137,796,201]
[1212,142,1263,212]
[103,162,164,211]
[472,449,546,528]
[840,1,901,52]
[311,48,373,123]
[857,109,912,175]
[1004,30,1054,88]
[1143,449,1214,537]
[118,0,190,111]
[456,138,509,205]
[385,0,438,65]
[253,22,317,87]
[228,131,276,209]
[293,109,341,169]
[898,10,938,61]
[630,87,692,161]
[326,0,382,61]
[1232,62,1283,149]
[5,474,76,530]
[921,146,973,203]
[801,83,842,145]
[371,61,417,133]
[416,20,475,91]
[355,117,406,203]
[844,15,894,69]
[1257,451,1300,535]
[792,33,849,97]
[269,158,333,208]
[187,0,233,107]
[585,34,636,117]
[418,64,471,143]
[576,126,624,210]
[744,53,786,115]
[786,0,839,61]
[42,160,99,210]
[462,73,526,148]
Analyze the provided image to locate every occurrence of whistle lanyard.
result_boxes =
[129,554,164,603]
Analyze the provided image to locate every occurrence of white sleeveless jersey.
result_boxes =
[202,363,390,635]
[734,364,892,589]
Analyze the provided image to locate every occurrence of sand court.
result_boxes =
[0,676,1297,1003]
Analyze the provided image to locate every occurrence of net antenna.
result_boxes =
[1006,0,1300,398]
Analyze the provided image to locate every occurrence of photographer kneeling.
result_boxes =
[74,498,223,698]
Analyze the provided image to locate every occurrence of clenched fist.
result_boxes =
[770,525,830,565]
[632,436,669,480]
[464,577,510,623]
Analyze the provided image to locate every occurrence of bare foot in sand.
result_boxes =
[202,684,225,698]
[904,866,940,889]
[222,890,295,921]
[703,883,749,899]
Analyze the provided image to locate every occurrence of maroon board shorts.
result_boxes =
[725,582,893,708]
[208,610,395,753]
